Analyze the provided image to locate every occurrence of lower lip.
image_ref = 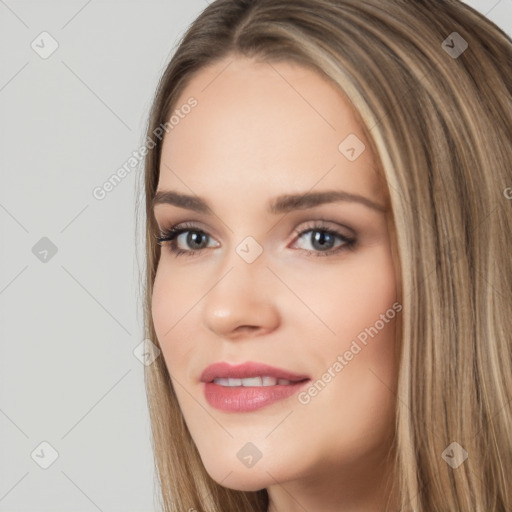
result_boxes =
[203,380,310,412]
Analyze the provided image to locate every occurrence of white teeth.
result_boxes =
[213,378,230,386]
[212,376,293,387]
[242,377,263,386]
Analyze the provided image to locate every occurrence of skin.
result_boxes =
[152,55,401,512]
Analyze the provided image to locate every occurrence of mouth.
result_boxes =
[200,361,311,412]
[211,376,309,387]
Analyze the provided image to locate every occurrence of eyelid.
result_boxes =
[291,219,356,238]
[157,218,353,239]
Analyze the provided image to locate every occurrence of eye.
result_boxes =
[290,222,356,257]
[156,222,219,256]
[155,220,357,257]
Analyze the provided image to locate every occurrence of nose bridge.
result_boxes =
[212,235,271,303]
[201,237,280,336]
[233,233,266,266]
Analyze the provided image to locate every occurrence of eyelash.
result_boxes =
[155,221,357,258]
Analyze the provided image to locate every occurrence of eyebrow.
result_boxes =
[152,189,387,214]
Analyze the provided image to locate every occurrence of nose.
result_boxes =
[201,251,281,340]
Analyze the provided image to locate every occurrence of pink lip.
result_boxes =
[200,361,311,413]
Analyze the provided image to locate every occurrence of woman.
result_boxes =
[136,0,512,510]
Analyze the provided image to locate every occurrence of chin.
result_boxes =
[203,459,276,491]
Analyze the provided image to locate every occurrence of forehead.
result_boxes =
[158,57,386,207]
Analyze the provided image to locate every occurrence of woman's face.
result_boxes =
[152,56,400,495]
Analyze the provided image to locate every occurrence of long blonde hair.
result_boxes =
[135,1,512,510]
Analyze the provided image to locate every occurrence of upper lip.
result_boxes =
[200,361,311,383]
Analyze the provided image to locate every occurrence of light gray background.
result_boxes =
[0,1,510,511]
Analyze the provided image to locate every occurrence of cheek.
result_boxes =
[151,258,203,331]
[151,264,197,376]
[299,244,398,343]
[299,244,399,414]
[340,259,397,348]
[336,247,399,383]
[151,265,173,340]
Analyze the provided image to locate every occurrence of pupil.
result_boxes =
[313,231,333,250]
[188,231,206,249]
